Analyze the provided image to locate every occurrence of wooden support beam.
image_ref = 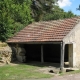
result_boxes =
[41,45,44,63]
[60,42,65,73]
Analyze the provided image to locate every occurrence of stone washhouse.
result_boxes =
[7,17,80,72]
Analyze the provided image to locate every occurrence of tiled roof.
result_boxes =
[7,17,80,43]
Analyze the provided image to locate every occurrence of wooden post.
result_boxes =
[41,45,44,63]
[60,42,65,73]
[16,44,19,54]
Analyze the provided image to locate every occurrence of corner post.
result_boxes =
[60,42,65,72]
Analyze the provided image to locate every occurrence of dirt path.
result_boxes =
[49,73,80,80]
[26,73,80,80]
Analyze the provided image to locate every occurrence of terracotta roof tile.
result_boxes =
[7,17,80,43]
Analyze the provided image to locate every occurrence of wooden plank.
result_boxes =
[41,45,44,63]
[60,42,65,72]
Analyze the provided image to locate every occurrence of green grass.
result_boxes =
[0,64,53,80]
[1,63,80,80]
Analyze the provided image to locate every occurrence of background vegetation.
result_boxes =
[0,0,76,41]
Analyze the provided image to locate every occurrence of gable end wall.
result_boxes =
[63,22,80,68]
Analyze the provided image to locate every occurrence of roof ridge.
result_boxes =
[33,16,80,23]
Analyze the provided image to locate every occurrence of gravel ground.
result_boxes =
[25,73,80,80]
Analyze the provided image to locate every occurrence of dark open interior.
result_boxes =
[24,44,68,63]
[43,44,60,63]
[65,44,68,62]
[25,44,41,62]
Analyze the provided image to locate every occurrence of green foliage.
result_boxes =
[0,0,76,41]
[31,0,76,21]
[66,11,76,18]
[31,0,58,21]
[42,6,76,21]
[76,5,80,10]
[0,0,33,41]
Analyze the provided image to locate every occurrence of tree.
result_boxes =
[66,11,76,18]
[42,5,76,21]
[31,0,76,21]
[31,0,58,21]
[76,5,80,10]
[0,0,33,41]
[0,0,76,41]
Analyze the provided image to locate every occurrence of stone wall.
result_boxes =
[63,22,80,68]
[16,47,26,62]
[0,42,12,64]
[0,42,26,64]
[11,44,26,63]
[75,23,80,67]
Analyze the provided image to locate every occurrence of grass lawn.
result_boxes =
[0,63,53,80]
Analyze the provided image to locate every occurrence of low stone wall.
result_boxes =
[0,42,26,64]
[0,42,12,64]
[16,47,26,62]
[11,44,26,63]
